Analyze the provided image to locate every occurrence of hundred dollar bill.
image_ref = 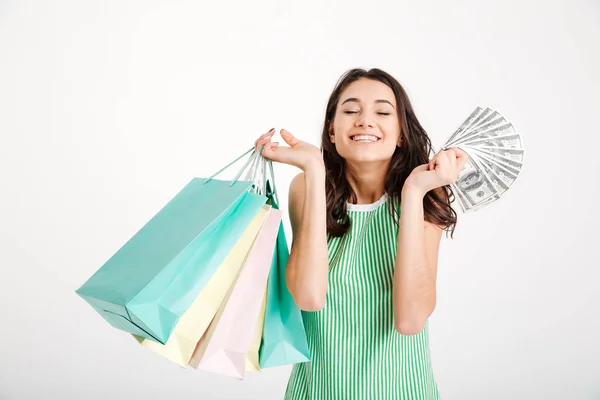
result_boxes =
[451,153,502,212]
[443,107,484,149]
[465,107,495,132]
[450,182,497,213]
[470,111,505,132]
[460,133,523,149]
[469,146,525,164]
[450,120,516,147]
[465,146,523,173]
[483,161,517,192]
[479,154,520,183]
[450,183,469,213]
[463,153,522,196]
[447,114,503,147]
[452,181,498,212]
[469,152,516,195]
[453,155,501,209]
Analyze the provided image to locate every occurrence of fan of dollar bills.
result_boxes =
[441,106,524,213]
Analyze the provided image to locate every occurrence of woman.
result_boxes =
[254,68,467,400]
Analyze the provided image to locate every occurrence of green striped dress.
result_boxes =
[284,193,440,400]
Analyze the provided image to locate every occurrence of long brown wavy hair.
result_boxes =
[321,68,458,238]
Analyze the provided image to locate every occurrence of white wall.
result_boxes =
[1,0,598,399]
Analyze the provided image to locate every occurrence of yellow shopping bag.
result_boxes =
[133,206,270,367]
[189,207,281,379]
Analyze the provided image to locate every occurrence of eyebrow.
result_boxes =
[341,97,395,109]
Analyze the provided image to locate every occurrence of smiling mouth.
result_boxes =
[351,134,380,143]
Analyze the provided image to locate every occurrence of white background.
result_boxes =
[1,0,599,399]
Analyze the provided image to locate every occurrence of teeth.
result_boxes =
[352,135,379,142]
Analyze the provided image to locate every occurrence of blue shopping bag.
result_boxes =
[259,164,310,368]
[76,148,268,345]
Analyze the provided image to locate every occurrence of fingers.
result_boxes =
[438,147,469,183]
[255,128,275,143]
[436,150,451,173]
[428,160,435,171]
[445,148,458,171]
[445,147,467,162]
[262,142,289,163]
[254,128,275,151]
[444,147,468,173]
[432,147,465,164]
[429,150,448,171]
[428,153,438,170]
[454,147,469,170]
[264,141,279,152]
[255,128,300,152]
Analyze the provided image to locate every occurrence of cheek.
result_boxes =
[383,126,402,146]
[332,118,348,133]
[330,120,349,142]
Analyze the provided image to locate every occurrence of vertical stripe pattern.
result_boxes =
[284,194,440,400]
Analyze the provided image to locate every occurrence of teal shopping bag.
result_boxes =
[259,165,311,368]
[76,149,268,345]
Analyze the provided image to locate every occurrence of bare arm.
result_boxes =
[393,147,467,335]
[255,128,330,312]
[285,165,329,311]
[393,186,443,335]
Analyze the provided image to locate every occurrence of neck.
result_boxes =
[345,161,389,205]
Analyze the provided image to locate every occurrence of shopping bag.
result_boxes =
[189,206,282,379]
[259,166,310,368]
[258,221,311,368]
[133,206,270,367]
[75,148,267,345]
[245,288,268,372]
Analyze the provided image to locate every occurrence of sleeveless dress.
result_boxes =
[284,193,440,400]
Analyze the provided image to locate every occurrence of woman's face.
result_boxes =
[330,78,401,164]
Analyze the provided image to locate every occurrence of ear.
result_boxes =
[329,124,335,143]
[397,134,403,147]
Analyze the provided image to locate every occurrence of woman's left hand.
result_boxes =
[403,147,469,196]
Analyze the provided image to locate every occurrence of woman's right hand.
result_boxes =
[254,128,323,172]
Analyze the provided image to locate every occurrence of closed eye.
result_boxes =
[343,111,391,115]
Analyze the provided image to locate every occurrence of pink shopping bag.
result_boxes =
[189,206,281,379]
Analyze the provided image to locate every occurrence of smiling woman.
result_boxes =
[254,68,468,400]
[321,72,459,239]
[340,98,391,143]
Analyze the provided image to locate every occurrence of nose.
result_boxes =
[355,115,375,128]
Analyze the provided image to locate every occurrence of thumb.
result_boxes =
[280,129,299,147]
